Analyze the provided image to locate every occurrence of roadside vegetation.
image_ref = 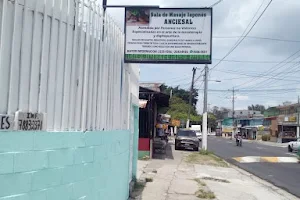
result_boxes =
[194,178,206,186]
[262,134,271,141]
[185,150,229,168]
[139,155,150,160]
[196,189,216,199]
[193,179,215,199]
[202,177,230,183]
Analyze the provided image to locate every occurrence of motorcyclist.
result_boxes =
[235,132,242,146]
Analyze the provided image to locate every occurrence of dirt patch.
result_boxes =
[185,150,229,167]
[134,181,145,190]
[145,177,153,182]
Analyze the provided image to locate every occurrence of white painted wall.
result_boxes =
[0,0,138,131]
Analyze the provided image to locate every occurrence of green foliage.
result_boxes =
[262,134,271,141]
[165,95,200,121]
[159,84,217,129]
[248,104,266,113]
[161,84,198,107]
[211,106,230,119]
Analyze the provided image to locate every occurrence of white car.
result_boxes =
[288,138,300,152]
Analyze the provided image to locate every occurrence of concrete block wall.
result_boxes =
[0,130,131,200]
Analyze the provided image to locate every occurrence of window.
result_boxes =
[177,130,196,137]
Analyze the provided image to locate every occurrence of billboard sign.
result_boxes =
[124,7,212,64]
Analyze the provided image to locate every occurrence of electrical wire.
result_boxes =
[212,58,300,64]
[210,0,273,71]
[214,69,300,82]
[239,60,300,89]
[213,36,300,43]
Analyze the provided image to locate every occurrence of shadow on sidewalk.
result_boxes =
[152,142,174,160]
[129,180,146,200]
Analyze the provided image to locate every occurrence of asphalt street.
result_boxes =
[206,137,300,198]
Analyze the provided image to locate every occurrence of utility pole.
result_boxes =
[232,88,235,140]
[202,64,209,150]
[297,96,300,138]
[228,88,238,140]
[187,67,196,128]
[103,0,107,11]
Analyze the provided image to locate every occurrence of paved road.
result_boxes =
[206,137,300,198]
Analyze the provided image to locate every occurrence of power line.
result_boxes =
[213,36,300,43]
[210,0,273,71]
[214,68,300,82]
[212,58,300,64]
[249,62,300,89]
[238,59,300,89]
[199,88,299,92]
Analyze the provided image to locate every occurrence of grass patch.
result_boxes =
[202,177,230,183]
[199,149,214,155]
[185,150,229,167]
[196,189,215,199]
[139,155,150,161]
[145,177,153,182]
[194,178,206,186]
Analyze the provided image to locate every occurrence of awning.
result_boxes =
[139,100,148,108]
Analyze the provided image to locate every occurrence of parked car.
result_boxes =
[196,131,202,141]
[288,138,300,152]
[175,129,199,151]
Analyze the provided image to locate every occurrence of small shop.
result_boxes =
[222,126,233,137]
[138,86,169,159]
[277,115,297,143]
[240,126,258,140]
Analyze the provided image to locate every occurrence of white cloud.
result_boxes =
[235,95,249,101]
[104,0,300,111]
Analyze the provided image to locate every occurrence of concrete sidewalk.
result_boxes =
[131,144,298,200]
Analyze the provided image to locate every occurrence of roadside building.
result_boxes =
[238,118,264,140]
[216,120,222,136]
[264,106,280,118]
[138,85,170,159]
[276,103,300,143]
[222,110,264,139]
[221,118,233,137]
[0,1,140,199]
[225,110,263,118]
[262,116,278,142]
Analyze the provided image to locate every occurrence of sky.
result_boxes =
[104,0,300,113]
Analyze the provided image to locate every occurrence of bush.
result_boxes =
[262,134,271,141]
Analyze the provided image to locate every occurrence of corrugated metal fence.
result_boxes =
[0,0,135,131]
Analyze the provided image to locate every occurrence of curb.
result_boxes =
[233,156,299,163]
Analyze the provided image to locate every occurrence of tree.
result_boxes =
[160,84,202,125]
[161,84,198,108]
[208,114,217,130]
[211,106,230,119]
[248,104,266,113]
[166,96,199,121]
